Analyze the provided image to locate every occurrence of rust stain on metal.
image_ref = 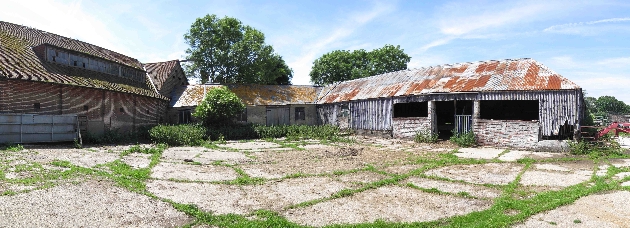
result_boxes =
[317,58,580,104]
[443,76,460,89]
[546,75,562,90]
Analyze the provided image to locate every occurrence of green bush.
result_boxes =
[568,139,624,158]
[253,124,343,141]
[193,86,245,126]
[206,124,258,141]
[414,129,438,143]
[450,130,476,147]
[149,124,206,146]
[82,126,152,145]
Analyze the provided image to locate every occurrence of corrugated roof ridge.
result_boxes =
[0,21,143,69]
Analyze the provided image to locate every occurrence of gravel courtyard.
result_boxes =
[1,137,630,227]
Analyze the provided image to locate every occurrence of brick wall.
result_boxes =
[0,79,167,135]
[392,117,432,138]
[473,119,540,149]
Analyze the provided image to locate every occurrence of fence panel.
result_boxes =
[0,114,78,143]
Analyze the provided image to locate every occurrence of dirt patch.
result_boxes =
[243,177,350,211]
[520,170,591,187]
[497,150,560,162]
[161,147,251,165]
[406,177,502,199]
[336,171,391,184]
[147,180,248,215]
[24,148,119,168]
[382,164,425,175]
[514,191,630,227]
[147,177,349,215]
[455,148,504,160]
[0,180,191,227]
[608,159,630,168]
[221,141,281,151]
[239,147,414,177]
[150,162,238,181]
[425,163,525,185]
[283,186,491,227]
[121,153,152,169]
[519,161,594,187]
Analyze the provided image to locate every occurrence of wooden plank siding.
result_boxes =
[317,89,582,137]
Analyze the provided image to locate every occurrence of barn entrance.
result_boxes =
[435,100,473,139]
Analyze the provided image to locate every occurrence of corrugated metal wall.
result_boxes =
[317,90,582,137]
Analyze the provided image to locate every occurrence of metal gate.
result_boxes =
[455,115,472,134]
[266,107,290,126]
[0,114,78,144]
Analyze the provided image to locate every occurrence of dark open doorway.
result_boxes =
[435,100,473,139]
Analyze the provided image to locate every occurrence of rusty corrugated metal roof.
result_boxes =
[317,58,580,104]
[170,84,323,107]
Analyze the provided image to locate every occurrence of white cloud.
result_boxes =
[544,17,630,35]
[543,17,630,36]
[1,0,128,55]
[549,56,581,69]
[596,57,630,68]
[287,2,396,85]
[418,1,565,52]
[438,3,548,36]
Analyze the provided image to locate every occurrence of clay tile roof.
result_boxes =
[144,60,189,96]
[316,58,580,104]
[0,21,166,100]
[170,84,323,107]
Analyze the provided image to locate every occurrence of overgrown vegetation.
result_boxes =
[255,124,346,141]
[82,126,152,145]
[193,86,245,126]
[414,129,438,143]
[568,139,624,158]
[449,130,476,147]
[149,123,348,145]
[149,124,206,146]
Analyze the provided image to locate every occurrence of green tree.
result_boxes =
[184,14,292,84]
[309,44,411,85]
[193,86,245,126]
[594,95,629,114]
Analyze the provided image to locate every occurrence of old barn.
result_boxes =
[169,84,321,126]
[316,58,583,149]
[0,21,187,138]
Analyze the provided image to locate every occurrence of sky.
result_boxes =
[2,0,630,104]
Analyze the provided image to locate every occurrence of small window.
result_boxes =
[236,109,247,122]
[393,102,428,118]
[179,109,191,124]
[480,100,539,120]
[34,103,41,112]
[295,107,305,120]
[83,105,89,111]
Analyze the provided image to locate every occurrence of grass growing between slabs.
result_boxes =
[2,140,630,227]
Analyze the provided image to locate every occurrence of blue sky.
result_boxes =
[3,0,630,103]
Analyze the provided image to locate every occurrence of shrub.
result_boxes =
[569,139,624,158]
[450,130,476,147]
[206,124,258,141]
[414,129,438,143]
[253,124,344,141]
[193,86,245,126]
[149,124,206,146]
[82,126,152,145]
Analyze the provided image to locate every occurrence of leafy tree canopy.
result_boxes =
[193,86,245,126]
[309,44,411,86]
[184,14,292,85]
[593,95,629,115]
